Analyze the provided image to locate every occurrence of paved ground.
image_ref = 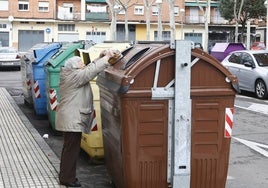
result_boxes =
[2,87,114,188]
[0,87,64,188]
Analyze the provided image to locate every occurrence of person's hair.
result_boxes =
[64,56,82,69]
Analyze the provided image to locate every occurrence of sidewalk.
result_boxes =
[0,87,65,188]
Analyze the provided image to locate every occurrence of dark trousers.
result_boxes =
[59,132,82,183]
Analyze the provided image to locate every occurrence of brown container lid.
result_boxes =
[97,42,237,95]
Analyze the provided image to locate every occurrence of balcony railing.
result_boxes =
[184,15,227,25]
[85,12,109,21]
[57,12,81,20]
[56,11,109,21]
[56,10,225,24]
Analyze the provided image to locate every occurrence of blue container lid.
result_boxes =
[33,43,62,64]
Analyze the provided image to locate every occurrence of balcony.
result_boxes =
[184,15,227,25]
[85,12,109,21]
[56,11,109,21]
[57,12,81,20]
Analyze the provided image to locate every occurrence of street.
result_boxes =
[1,69,268,188]
[227,95,268,188]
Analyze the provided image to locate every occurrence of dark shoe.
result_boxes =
[60,181,81,187]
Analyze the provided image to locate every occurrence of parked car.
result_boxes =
[0,47,21,70]
[250,42,266,50]
[222,50,268,99]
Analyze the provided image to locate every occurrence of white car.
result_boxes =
[222,50,268,99]
[0,47,21,70]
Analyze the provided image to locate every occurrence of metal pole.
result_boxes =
[8,16,14,47]
[266,1,268,50]
[172,40,191,188]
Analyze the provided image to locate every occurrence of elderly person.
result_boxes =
[56,49,121,187]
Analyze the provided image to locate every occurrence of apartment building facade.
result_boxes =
[0,0,254,52]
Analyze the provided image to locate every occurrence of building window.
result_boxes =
[174,6,179,16]
[152,6,178,16]
[0,0,8,11]
[18,1,29,11]
[113,5,125,15]
[189,7,200,23]
[58,3,74,20]
[38,1,49,12]
[213,8,225,24]
[152,6,158,15]
[154,31,171,41]
[86,31,106,36]
[0,24,7,28]
[63,3,73,13]
[58,24,75,31]
[134,6,144,15]
[118,9,125,15]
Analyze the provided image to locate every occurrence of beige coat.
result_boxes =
[55,58,109,133]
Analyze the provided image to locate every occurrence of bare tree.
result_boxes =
[124,0,130,41]
[156,0,163,41]
[166,0,175,43]
[195,0,210,52]
[219,0,265,43]
[234,0,244,43]
[106,0,118,40]
[108,0,140,41]
[143,0,155,40]
[116,0,138,41]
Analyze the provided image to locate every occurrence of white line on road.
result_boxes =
[247,103,268,114]
[235,103,268,115]
[233,137,268,158]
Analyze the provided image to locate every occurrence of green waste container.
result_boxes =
[45,42,84,130]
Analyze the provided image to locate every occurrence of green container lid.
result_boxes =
[46,42,84,69]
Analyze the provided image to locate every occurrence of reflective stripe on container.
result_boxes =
[225,107,234,138]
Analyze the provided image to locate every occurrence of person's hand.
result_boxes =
[104,49,122,65]
[99,49,119,58]
[99,49,107,58]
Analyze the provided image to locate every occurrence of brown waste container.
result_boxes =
[96,41,237,188]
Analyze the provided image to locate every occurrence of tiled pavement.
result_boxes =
[0,87,65,188]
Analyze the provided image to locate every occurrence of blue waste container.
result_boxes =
[21,43,54,106]
[31,43,62,115]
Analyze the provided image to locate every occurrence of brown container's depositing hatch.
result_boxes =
[97,42,237,188]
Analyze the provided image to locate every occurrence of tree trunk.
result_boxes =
[157,2,163,41]
[145,4,150,40]
[124,8,129,41]
[235,22,239,43]
[106,0,117,41]
[204,0,211,52]
[168,0,175,43]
